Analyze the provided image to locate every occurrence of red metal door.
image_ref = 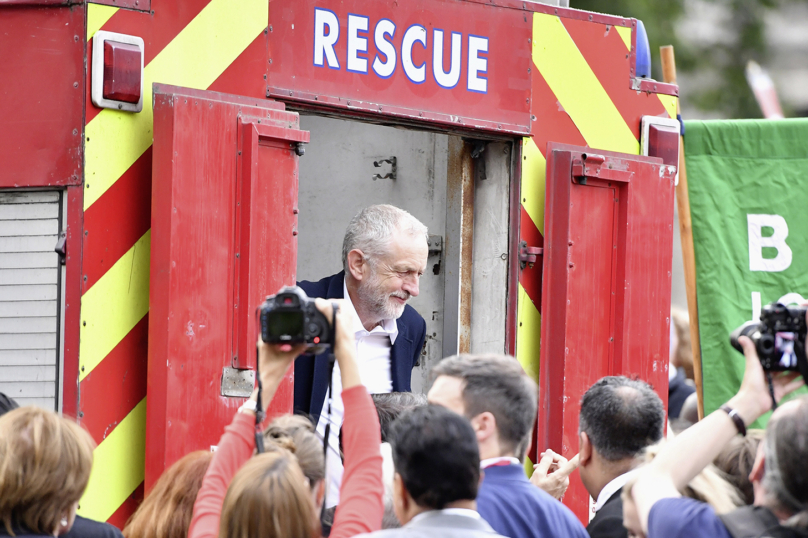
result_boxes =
[147,84,309,489]
[539,143,675,522]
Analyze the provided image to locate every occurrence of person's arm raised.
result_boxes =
[631,335,804,534]
[257,339,307,413]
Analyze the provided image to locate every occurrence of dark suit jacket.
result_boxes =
[295,271,426,422]
[587,488,627,538]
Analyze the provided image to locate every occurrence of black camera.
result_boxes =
[259,286,331,354]
[730,302,807,372]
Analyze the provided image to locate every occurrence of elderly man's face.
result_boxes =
[357,229,428,320]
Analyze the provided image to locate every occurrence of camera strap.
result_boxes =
[766,372,779,411]
[253,307,267,453]
[320,302,339,527]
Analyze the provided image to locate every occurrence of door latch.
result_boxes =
[519,240,543,269]
[54,231,66,265]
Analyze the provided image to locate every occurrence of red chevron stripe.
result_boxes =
[85,0,214,125]
[561,18,668,139]
[530,67,587,154]
[519,206,544,313]
[208,33,266,97]
[79,314,148,445]
[106,482,144,529]
[82,147,152,293]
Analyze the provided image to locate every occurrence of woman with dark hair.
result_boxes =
[122,451,213,538]
[188,299,383,538]
[0,406,95,538]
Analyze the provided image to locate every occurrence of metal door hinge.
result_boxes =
[54,232,67,265]
[221,367,255,397]
[427,235,443,255]
[519,240,543,269]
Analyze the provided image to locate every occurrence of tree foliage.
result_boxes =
[570,0,790,119]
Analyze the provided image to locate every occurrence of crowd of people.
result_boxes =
[1,204,807,538]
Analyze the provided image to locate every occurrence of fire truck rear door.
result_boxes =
[539,143,675,522]
[147,84,308,489]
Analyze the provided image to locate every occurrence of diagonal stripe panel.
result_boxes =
[83,0,268,210]
[562,17,667,142]
[658,94,677,120]
[532,13,639,154]
[78,398,147,522]
[516,284,541,384]
[521,136,547,235]
[80,231,150,382]
[86,4,118,41]
[615,25,631,50]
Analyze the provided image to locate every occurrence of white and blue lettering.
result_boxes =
[313,8,340,69]
[372,19,396,78]
[312,9,491,94]
[347,14,369,73]
[467,35,489,93]
[402,24,427,84]
[432,29,462,89]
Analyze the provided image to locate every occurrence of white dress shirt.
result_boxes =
[315,281,397,507]
[594,470,637,512]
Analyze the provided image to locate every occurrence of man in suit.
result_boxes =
[357,404,507,538]
[578,377,665,538]
[428,355,589,538]
[296,204,428,505]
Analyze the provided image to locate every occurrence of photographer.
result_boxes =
[627,333,807,538]
[188,299,383,538]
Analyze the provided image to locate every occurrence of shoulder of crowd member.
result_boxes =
[65,516,124,538]
[648,498,732,538]
[477,472,588,538]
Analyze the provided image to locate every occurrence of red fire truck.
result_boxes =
[0,0,680,526]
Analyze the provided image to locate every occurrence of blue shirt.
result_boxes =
[648,498,732,538]
[477,464,589,538]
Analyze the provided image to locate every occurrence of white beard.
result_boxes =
[356,269,409,321]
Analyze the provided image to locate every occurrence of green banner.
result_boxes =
[685,119,808,426]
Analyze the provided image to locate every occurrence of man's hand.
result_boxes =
[530,449,580,500]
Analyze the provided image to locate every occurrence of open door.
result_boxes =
[539,143,675,521]
[146,85,309,489]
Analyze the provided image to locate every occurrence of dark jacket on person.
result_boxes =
[296,271,427,422]
[668,368,695,419]
[477,464,589,538]
[64,516,125,538]
[587,489,627,538]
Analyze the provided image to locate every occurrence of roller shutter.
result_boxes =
[0,191,62,410]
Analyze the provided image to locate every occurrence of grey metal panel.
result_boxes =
[13,397,55,409]
[0,192,60,204]
[0,317,57,333]
[0,236,60,253]
[0,365,57,382]
[469,142,510,355]
[0,269,59,285]
[0,252,59,269]
[0,382,55,398]
[0,349,57,366]
[0,203,59,221]
[0,219,59,236]
[0,190,60,411]
[0,301,58,317]
[0,285,58,301]
[0,333,58,350]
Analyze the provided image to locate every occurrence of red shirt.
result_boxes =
[188,385,383,538]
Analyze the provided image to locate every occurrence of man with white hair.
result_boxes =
[296,204,429,506]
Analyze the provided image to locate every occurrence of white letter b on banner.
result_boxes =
[747,214,792,272]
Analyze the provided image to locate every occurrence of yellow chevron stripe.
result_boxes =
[87,4,119,41]
[532,13,639,154]
[78,398,147,521]
[516,283,541,384]
[83,0,268,210]
[615,25,632,51]
[521,136,547,236]
[80,231,150,382]
[658,94,678,120]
